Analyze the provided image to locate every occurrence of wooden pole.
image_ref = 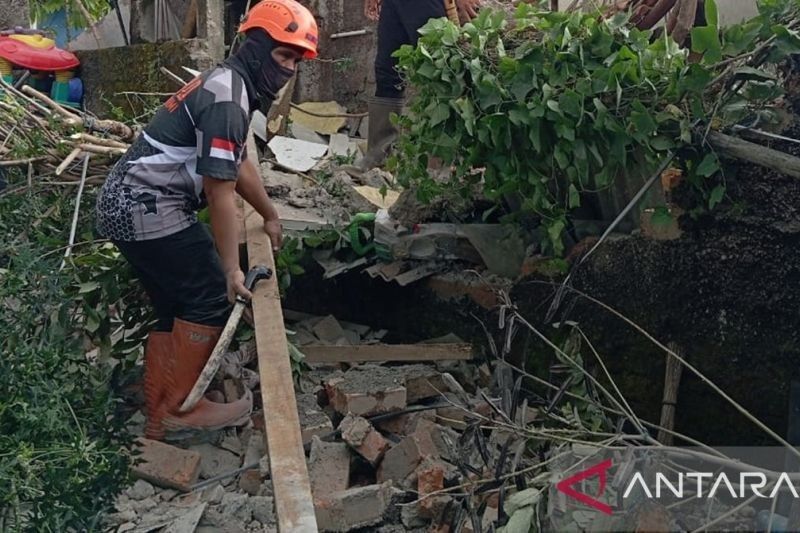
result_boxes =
[657,342,683,445]
[706,130,800,180]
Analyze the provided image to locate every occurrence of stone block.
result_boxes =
[131,438,202,491]
[314,482,395,532]
[309,435,351,495]
[297,393,334,445]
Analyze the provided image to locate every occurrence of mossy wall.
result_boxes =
[76,39,216,118]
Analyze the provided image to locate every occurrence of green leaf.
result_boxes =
[650,136,674,151]
[709,184,725,209]
[78,281,100,294]
[568,184,581,208]
[705,0,718,27]
[733,66,776,82]
[429,103,450,126]
[696,153,720,177]
[546,100,562,114]
[505,487,541,515]
[691,26,722,63]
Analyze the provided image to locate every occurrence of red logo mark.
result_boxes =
[556,459,613,515]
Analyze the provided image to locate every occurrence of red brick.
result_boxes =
[131,438,201,492]
[326,368,407,417]
[377,423,439,486]
[339,414,390,466]
[418,462,446,519]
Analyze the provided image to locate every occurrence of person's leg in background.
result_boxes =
[344,0,445,178]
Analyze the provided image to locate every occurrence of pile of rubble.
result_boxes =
[106,308,504,532]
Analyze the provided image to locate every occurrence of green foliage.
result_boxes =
[392,4,797,254]
[0,187,141,529]
[31,0,110,35]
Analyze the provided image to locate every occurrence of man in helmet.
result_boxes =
[95,0,319,440]
[343,0,481,178]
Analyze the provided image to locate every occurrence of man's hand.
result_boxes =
[264,218,283,252]
[364,0,381,21]
[226,269,253,303]
[456,0,480,21]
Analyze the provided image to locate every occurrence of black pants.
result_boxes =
[375,0,445,98]
[114,223,230,331]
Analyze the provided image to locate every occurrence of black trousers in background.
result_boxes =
[114,223,230,331]
[375,0,445,98]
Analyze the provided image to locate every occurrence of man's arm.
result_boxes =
[204,176,252,302]
[235,155,283,251]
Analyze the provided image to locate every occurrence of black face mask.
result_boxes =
[226,30,295,110]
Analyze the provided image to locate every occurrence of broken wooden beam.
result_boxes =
[245,132,318,533]
[299,343,473,363]
[705,130,800,180]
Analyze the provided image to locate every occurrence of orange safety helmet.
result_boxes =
[239,0,319,59]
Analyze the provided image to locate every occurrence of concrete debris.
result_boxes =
[131,438,202,491]
[377,423,439,487]
[309,436,351,495]
[297,393,334,445]
[162,503,207,533]
[267,135,329,173]
[312,315,348,343]
[401,364,449,403]
[290,122,328,145]
[329,133,362,158]
[326,365,407,417]
[127,479,156,501]
[314,482,397,532]
[202,484,226,505]
[189,443,242,481]
[339,414,390,466]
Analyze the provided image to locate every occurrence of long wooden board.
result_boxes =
[299,343,473,363]
[244,178,318,530]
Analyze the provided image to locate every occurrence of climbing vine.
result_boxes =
[392,1,800,254]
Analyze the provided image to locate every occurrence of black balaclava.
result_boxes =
[225,29,295,112]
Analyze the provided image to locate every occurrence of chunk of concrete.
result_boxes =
[329,133,361,158]
[131,438,202,491]
[339,414,390,466]
[163,503,207,533]
[309,436,351,495]
[400,365,449,403]
[297,393,334,445]
[188,443,242,480]
[290,122,328,145]
[314,482,396,532]
[127,479,156,501]
[312,315,347,343]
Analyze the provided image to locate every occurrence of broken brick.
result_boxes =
[297,393,334,445]
[239,469,262,496]
[418,462,447,519]
[339,414,390,466]
[308,436,350,495]
[327,366,407,417]
[401,365,448,403]
[314,482,395,532]
[377,423,438,486]
[131,438,202,492]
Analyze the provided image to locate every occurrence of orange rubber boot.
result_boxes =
[161,318,252,434]
[143,331,171,439]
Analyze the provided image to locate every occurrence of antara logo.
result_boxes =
[556,459,614,515]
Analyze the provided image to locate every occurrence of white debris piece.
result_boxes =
[267,136,329,173]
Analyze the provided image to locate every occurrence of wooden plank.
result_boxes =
[299,343,473,363]
[245,130,318,532]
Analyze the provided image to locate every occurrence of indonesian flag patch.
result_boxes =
[209,138,236,161]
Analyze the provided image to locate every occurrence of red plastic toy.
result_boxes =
[0,28,79,71]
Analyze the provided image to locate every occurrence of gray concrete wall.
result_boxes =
[295,0,377,111]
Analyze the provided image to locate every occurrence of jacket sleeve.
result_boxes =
[194,101,249,180]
